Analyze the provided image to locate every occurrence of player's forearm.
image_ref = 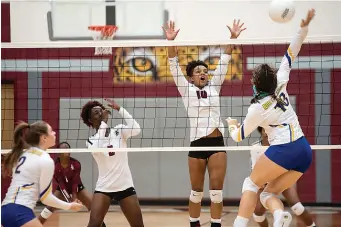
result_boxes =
[288,26,308,59]
[119,107,141,137]
[41,193,71,210]
[167,46,177,58]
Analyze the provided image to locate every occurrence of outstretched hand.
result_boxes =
[162,20,180,41]
[227,19,246,39]
[301,9,315,27]
[104,98,120,111]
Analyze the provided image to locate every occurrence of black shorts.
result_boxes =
[188,136,226,160]
[94,187,136,202]
[56,183,85,194]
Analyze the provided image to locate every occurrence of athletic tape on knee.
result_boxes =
[260,191,275,209]
[242,177,260,193]
[209,190,223,203]
[40,208,53,219]
[291,202,305,216]
[252,213,266,223]
[190,190,203,204]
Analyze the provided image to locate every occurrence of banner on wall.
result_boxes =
[112,46,243,84]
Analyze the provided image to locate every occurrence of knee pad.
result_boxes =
[40,207,53,219]
[190,190,203,204]
[259,191,275,209]
[291,202,305,216]
[253,213,266,223]
[209,190,223,203]
[242,177,260,193]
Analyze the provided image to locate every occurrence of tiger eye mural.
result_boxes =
[113,46,243,84]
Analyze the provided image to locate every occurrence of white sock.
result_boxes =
[211,218,221,223]
[308,222,316,227]
[273,209,284,220]
[189,217,200,222]
[233,216,249,227]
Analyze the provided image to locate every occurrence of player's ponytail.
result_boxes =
[3,121,49,176]
[3,122,30,176]
[251,64,278,104]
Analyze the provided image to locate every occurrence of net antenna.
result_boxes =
[88,25,118,55]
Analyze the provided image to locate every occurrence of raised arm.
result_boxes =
[277,9,315,84]
[163,21,188,96]
[104,98,141,139]
[227,105,264,142]
[117,107,141,139]
[211,19,246,89]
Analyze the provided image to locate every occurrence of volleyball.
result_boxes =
[269,0,295,23]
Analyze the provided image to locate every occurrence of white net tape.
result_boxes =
[2,145,341,154]
[2,34,341,48]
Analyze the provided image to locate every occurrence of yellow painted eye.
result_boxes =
[131,57,154,73]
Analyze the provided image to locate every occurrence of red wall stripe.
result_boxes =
[1,3,11,42]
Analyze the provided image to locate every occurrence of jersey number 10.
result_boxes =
[196,90,208,99]
[274,92,289,112]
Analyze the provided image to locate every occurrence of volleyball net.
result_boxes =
[1,37,341,204]
[2,38,341,152]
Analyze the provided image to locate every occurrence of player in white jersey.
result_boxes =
[80,98,144,227]
[251,127,316,227]
[163,20,246,227]
[227,9,316,227]
[1,121,82,227]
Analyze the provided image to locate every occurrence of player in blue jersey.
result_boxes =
[1,121,82,227]
[226,9,316,227]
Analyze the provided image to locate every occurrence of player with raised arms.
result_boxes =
[1,121,82,227]
[81,98,144,227]
[226,9,315,227]
[38,142,106,226]
[251,127,316,227]
[163,20,246,227]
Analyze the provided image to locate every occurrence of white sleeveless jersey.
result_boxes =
[2,147,54,209]
[86,107,141,192]
[169,54,231,142]
[230,27,308,145]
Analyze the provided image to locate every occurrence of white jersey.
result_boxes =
[230,27,308,145]
[250,141,267,169]
[169,54,231,142]
[2,147,71,210]
[86,107,141,192]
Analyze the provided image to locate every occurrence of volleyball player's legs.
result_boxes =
[38,190,65,224]
[282,187,316,226]
[77,189,93,211]
[253,188,269,227]
[119,194,144,227]
[188,157,207,226]
[207,152,226,225]
[234,154,288,226]
[87,193,111,227]
[262,170,302,227]
[22,219,44,227]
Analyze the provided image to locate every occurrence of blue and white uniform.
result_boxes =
[229,26,312,173]
[2,147,72,227]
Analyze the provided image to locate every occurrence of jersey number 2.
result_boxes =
[274,92,289,112]
[15,156,27,174]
